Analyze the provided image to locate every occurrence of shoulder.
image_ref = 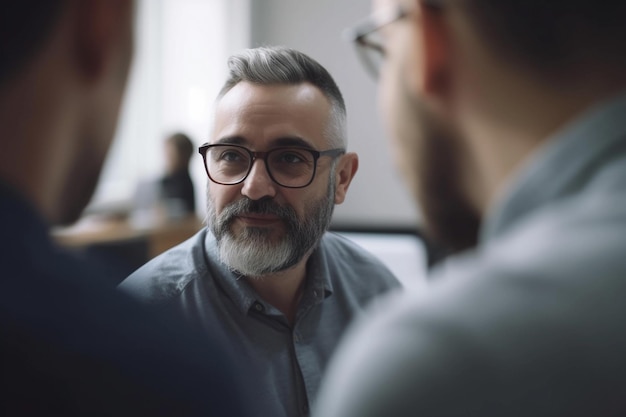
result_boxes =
[316,202,626,417]
[119,228,208,303]
[3,246,247,415]
[319,232,390,266]
[318,232,401,289]
[481,191,626,280]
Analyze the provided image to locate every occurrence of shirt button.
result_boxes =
[253,302,264,312]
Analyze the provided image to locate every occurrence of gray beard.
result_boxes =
[206,179,335,277]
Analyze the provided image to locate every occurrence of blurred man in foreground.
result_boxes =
[120,46,400,417]
[314,0,626,416]
[0,1,248,415]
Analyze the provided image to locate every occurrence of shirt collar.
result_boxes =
[481,91,626,243]
[203,231,332,317]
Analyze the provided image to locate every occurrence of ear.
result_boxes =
[333,152,359,205]
[406,1,451,103]
[73,0,133,82]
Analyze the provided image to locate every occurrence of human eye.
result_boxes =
[273,148,312,164]
[213,147,247,163]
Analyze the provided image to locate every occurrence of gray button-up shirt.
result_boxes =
[120,230,400,417]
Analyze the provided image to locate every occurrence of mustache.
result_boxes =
[221,198,296,223]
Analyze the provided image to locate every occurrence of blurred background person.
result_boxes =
[131,132,195,224]
[160,132,196,218]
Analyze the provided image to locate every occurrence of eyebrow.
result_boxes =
[214,136,247,146]
[214,136,316,149]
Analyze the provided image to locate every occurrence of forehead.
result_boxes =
[212,81,332,149]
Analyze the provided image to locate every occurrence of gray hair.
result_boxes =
[217,46,347,149]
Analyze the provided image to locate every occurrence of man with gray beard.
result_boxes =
[119,46,400,417]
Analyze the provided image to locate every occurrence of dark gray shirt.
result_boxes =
[120,229,400,417]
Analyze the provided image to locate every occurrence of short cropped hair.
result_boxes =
[0,1,64,86]
[217,46,347,149]
[459,0,626,79]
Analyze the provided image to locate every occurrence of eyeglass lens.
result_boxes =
[205,145,318,188]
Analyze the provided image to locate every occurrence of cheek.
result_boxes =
[283,184,325,219]
[207,184,241,214]
[379,28,423,149]
[283,191,307,217]
[379,62,410,168]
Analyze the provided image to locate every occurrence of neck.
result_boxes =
[245,257,309,325]
[461,70,626,215]
[451,13,626,215]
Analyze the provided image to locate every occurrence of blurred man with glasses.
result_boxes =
[120,46,400,417]
[313,0,626,416]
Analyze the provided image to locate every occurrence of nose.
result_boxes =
[241,159,277,200]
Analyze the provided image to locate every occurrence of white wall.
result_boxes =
[249,0,419,229]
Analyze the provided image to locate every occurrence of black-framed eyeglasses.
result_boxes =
[344,1,442,79]
[198,143,345,189]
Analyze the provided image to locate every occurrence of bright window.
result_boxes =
[89,0,250,212]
